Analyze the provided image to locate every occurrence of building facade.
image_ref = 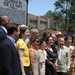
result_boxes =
[27,14,58,31]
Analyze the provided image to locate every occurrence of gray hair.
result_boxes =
[52,34,56,38]
[30,28,38,35]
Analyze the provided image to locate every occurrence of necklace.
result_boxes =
[47,46,53,52]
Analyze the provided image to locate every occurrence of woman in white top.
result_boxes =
[65,36,74,75]
[29,38,40,75]
[38,39,47,75]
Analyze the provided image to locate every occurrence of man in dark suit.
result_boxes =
[0,16,10,74]
[0,16,10,43]
[0,23,22,75]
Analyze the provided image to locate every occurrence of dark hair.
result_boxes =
[56,34,63,38]
[45,36,52,44]
[65,36,72,41]
[39,38,46,45]
[72,34,75,38]
[43,31,51,38]
[7,23,20,35]
[72,34,75,43]
[57,35,64,41]
[19,27,28,38]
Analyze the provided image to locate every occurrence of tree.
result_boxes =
[54,0,75,34]
[44,10,54,18]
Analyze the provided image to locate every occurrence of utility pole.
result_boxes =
[26,0,32,26]
[26,0,28,26]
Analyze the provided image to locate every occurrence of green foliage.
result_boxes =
[60,23,75,32]
[43,0,75,34]
[54,0,75,33]
[44,10,54,18]
[59,23,68,28]
[67,24,75,32]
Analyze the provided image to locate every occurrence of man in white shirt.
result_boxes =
[57,36,70,75]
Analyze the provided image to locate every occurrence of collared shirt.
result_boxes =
[0,26,7,33]
[7,36,16,46]
[25,38,29,45]
[57,46,70,72]
[57,46,64,60]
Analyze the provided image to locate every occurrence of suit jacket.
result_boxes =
[0,27,7,44]
[0,26,7,74]
[0,37,22,75]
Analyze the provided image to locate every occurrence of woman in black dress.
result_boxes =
[45,36,58,75]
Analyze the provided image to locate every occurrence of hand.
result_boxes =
[54,62,58,70]
[52,63,57,70]
[22,72,26,75]
[52,64,56,70]
[22,74,26,75]
[66,68,70,73]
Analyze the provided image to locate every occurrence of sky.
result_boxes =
[28,0,57,16]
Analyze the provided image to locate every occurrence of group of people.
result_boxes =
[0,15,75,75]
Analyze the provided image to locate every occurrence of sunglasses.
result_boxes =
[33,39,39,43]
[36,40,40,43]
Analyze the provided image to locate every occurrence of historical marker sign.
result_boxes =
[0,0,28,24]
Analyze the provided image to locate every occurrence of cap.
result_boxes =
[20,25,28,28]
[56,32,62,35]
